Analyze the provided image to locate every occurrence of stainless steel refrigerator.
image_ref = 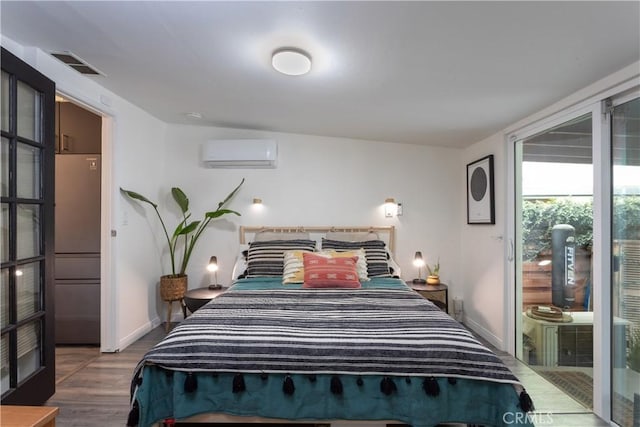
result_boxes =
[55,154,101,344]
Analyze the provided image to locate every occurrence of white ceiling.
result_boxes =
[1,1,638,148]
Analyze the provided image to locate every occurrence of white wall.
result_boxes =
[460,135,507,349]
[161,124,464,301]
[1,36,168,351]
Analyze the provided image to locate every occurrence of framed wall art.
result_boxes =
[467,154,495,225]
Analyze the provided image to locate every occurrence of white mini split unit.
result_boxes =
[201,139,277,168]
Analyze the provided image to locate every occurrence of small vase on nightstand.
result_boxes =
[427,275,440,285]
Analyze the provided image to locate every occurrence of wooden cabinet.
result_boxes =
[56,101,101,154]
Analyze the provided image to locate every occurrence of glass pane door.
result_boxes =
[611,96,640,427]
[515,113,594,410]
[1,47,55,405]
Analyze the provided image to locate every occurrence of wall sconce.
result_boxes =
[207,256,222,290]
[252,198,262,205]
[384,198,398,218]
[412,251,426,284]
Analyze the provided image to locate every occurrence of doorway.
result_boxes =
[514,113,595,411]
[510,91,640,424]
[54,97,102,346]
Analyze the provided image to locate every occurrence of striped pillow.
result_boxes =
[320,239,391,278]
[282,250,306,284]
[302,252,361,289]
[246,239,316,277]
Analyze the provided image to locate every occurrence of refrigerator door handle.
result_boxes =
[61,134,70,151]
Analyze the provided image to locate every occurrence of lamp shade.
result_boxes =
[412,251,426,284]
[384,198,398,217]
[207,256,218,272]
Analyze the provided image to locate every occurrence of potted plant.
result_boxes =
[426,258,440,285]
[120,178,244,301]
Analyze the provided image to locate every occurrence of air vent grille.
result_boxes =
[50,51,104,76]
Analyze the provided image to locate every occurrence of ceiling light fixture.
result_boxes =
[272,48,312,76]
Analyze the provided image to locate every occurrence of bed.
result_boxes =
[128,226,534,427]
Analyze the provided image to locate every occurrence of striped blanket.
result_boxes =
[136,286,521,385]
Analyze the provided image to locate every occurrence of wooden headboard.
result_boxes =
[239,226,395,254]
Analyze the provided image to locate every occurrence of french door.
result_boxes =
[1,47,56,404]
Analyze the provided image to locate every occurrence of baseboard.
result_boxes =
[464,316,504,351]
[118,317,162,351]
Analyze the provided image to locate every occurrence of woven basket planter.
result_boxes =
[160,274,188,301]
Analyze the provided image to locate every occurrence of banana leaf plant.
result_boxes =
[120,178,244,276]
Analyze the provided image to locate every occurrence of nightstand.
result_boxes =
[408,281,448,313]
[184,286,228,314]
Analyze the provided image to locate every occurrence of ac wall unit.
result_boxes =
[201,139,277,168]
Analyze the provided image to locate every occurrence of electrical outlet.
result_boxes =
[397,203,403,216]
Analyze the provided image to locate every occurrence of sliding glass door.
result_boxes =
[511,90,640,423]
[611,95,639,427]
[514,113,595,409]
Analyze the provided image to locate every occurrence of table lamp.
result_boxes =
[207,256,222,290]
[412,251,426,284]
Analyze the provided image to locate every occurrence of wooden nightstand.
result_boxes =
[408,281,448,313]
[184,286,228,314]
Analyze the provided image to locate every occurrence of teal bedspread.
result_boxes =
[136,368,529,427]
[131,277,534,427]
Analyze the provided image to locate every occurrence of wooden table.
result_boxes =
[184,286,228,314]
[408,281,448,313]
[1,405,59,427]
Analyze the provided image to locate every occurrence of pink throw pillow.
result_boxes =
[302,252,361,288]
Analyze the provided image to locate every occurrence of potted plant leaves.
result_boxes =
[120,178,244,303]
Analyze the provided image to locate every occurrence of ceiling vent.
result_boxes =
[50,51,105,76]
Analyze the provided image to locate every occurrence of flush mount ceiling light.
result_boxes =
[272,48,312,76]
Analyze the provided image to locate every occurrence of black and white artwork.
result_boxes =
[467,155,495,225]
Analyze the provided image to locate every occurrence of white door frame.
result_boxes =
[54,91,118,353]
[507,102,609,419]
